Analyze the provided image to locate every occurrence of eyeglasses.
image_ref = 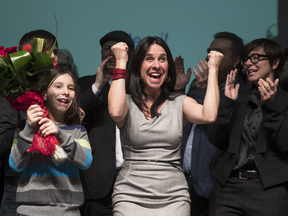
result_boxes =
[241,54,268,66]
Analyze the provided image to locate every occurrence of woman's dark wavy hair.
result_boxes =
[126,36,177,118]
[242,38,285,79]
[40,64,81,125]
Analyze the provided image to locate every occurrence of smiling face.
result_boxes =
[140,44,169,93]
[101,40,118,75]
[45,73,75,123]
[243,46,276,85]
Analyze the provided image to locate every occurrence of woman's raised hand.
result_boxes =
[111,42,129,69]
[207,51,224,70]
[258,78,279,104]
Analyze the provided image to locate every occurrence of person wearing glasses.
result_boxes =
[207,38,288,216]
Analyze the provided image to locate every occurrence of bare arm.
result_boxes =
[183,51,223,125]
[108,42,129,128]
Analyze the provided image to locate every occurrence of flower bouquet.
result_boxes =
[0,38,56,97]
[1,38,68,166]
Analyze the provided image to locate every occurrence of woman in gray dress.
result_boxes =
[108,36,223,216]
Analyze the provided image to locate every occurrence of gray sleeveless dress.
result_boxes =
[112,94,190,216]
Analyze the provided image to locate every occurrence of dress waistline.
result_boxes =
[125,159,180,165]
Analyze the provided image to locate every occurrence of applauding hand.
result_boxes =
[225,69,240,100]
[94,56,113,89]
[258,78,278,103]
[193,59,209,89]
[174,56,191,90]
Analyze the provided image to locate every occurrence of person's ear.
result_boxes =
[272,59,280,70]
[233,56,241,68]
[43,92,47,101]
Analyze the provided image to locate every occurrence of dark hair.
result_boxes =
[57,49,79,80]
[19,29,58,50]
[214,31,244,58]
[242,38,285,78]
[100,30,134,50]
[126,36,177,118]
[40,64,80,125]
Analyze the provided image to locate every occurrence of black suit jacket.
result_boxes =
[207,87,288,188]
[78,75,116,199]
[180,87,224,198]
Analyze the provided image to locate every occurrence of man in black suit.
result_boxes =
[78,30,134,216]
[178,32,247,216]
[207,39,288,215]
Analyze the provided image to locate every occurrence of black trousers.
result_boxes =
[80,182,114,216]
[209,176,288,216]
[185,175,209,216]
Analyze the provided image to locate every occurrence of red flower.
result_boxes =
[7,91,60,155]
[0,46,18,58]
[7,91,45,113]
[5,46,18,54]
[22,44,32,52]
[28,133,60,155]
[51,56,57,67]
[0,46,6,57]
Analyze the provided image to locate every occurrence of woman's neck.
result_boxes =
[144,87,161,103]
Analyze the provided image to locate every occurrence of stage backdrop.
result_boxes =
[2,0,282,91]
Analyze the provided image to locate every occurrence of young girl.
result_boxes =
[9,65,92,216]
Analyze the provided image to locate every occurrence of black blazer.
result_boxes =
[180,87,224,198]
[78,75,116,199]
[207,87,288,189]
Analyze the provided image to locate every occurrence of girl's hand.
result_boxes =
[27,104,44,126]
[38,118,58,137]
[111,42,128,69]
[207,51,224,70]
[258,78,278,103]
[225,69,240,100]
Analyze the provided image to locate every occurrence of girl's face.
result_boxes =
[140,44,169,92]
[45,73,75,121]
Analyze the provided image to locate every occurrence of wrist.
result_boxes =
[112,69,127,81]
[116,60,127,69]
[208,67,218,72]
[94,81,105,91]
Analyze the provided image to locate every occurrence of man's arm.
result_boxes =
[261,88,288,153]
[78,57,112,116]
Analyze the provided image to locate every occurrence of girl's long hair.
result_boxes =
[40,64,81,125]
